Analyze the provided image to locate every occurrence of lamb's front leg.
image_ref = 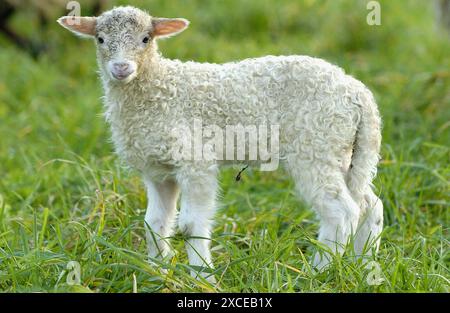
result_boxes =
[176,166,218,283]
[144,177,180,261]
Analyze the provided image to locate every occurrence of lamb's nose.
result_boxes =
[110,60,136,81]
[113,62,129,71]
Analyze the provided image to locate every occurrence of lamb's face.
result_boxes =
[95,8,153,84]
[58,6,189,84]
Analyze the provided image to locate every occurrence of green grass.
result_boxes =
[0,0,449,292]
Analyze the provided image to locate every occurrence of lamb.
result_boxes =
[58,6,383,283]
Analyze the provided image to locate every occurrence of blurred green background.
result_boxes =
[0,0,448,292]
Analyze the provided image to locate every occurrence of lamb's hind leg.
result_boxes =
[354,189,383,258]
[288,162,360,270]
[312,185,360,270]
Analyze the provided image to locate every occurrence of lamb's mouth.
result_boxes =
[109,71,137,84]
[112,72,131,80]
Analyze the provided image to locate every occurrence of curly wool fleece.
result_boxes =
[58,6,383,281]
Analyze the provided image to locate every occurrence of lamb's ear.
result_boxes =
[57,16,97,38]
[151,18,189,39]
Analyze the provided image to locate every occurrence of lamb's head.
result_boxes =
[58,6,189,84]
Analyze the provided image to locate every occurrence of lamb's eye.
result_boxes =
[142,36,149,44]
[98,37,104,44]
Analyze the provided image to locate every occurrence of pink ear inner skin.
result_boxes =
[154,20,186,36]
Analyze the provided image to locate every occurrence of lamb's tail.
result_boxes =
[346,89,382,205]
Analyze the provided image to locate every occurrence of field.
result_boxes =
[0,0,449,292]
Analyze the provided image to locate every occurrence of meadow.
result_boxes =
[0,0,448,292]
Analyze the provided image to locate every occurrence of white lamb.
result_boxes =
[58,6,383,283]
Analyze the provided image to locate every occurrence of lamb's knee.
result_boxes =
[145,214,168,236]
[178,209,212,237]
[178,212,195,235]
